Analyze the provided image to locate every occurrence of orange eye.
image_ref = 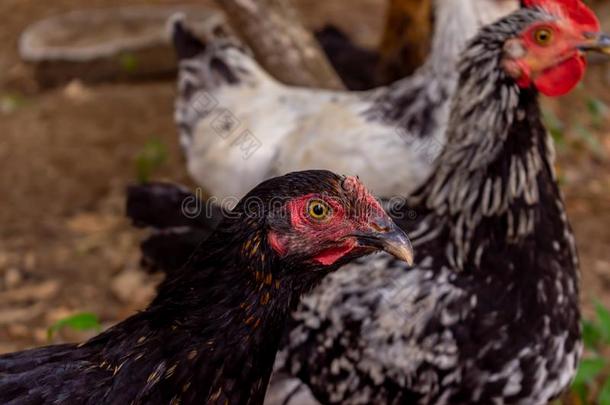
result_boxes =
[533,28,553,46]
[307,199,331,221]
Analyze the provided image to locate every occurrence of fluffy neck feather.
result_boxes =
[93,225,328,404]
[407,9,576,274]
[148,225,326,342]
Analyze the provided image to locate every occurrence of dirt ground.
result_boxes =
[0,0,609,357]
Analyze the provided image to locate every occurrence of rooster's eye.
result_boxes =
[307,199,331,221]
[533,28,553,46]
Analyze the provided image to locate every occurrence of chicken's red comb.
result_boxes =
[522,0,600,32]
[521,0,600,97]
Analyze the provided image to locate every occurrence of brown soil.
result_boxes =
[0,0,609,371]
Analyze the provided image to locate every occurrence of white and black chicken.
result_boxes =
[272,0,607,403]
[173,0,518,200]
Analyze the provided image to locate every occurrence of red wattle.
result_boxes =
[513,60,533,88]
[313,241,356,266]
[534,56,586,97]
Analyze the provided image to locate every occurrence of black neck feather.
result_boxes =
[90,225,329,404]
[394,10,580,355]
[403,9,577,279]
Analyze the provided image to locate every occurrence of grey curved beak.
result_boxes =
[355,216,414,266]
[579,32,610,55]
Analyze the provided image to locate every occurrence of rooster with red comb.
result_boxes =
[270,1,610,404]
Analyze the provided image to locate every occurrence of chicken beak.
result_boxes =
[355,215,414,266]
[579,32,610,55]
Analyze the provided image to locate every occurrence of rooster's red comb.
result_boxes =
[520,0,600,97]
[522,0,600,32]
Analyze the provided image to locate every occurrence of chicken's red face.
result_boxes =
[267,176,413,268]
[503,0,609,96]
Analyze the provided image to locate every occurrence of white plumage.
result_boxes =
[173,0,518,200]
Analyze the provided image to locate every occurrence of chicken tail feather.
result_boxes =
[126,182,223,274]
[169,14,207,61]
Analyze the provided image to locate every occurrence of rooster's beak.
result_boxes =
[355,215,414,266]
[579,32,610,55]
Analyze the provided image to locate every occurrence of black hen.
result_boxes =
[0,170,413,405]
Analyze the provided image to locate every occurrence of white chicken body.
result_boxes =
[188,83,438,199]
[272,91,447,198]
[174,0,519,200]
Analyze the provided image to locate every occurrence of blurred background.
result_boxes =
[0,0,609,402]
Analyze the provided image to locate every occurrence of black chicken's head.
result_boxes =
[221,170,413,273]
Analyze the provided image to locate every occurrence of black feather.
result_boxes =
[171,17,206,61]
[315,25,380,90]
[1,170,397,405]
[126,182,222,273]
[140,228,207,274]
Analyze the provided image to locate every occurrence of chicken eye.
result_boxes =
[533,28,553,46]
[307,199,331,221]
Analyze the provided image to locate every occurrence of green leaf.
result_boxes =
[599,376,610,405]
[135,139,168,183]
[0,93,27,114]
[587,97,609,125]
[119,53,139,74]
[47,312,101,341]
[573,357,606,386]
[582,319,603,350]
[571,380,589,404]
[596,302,610,343]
